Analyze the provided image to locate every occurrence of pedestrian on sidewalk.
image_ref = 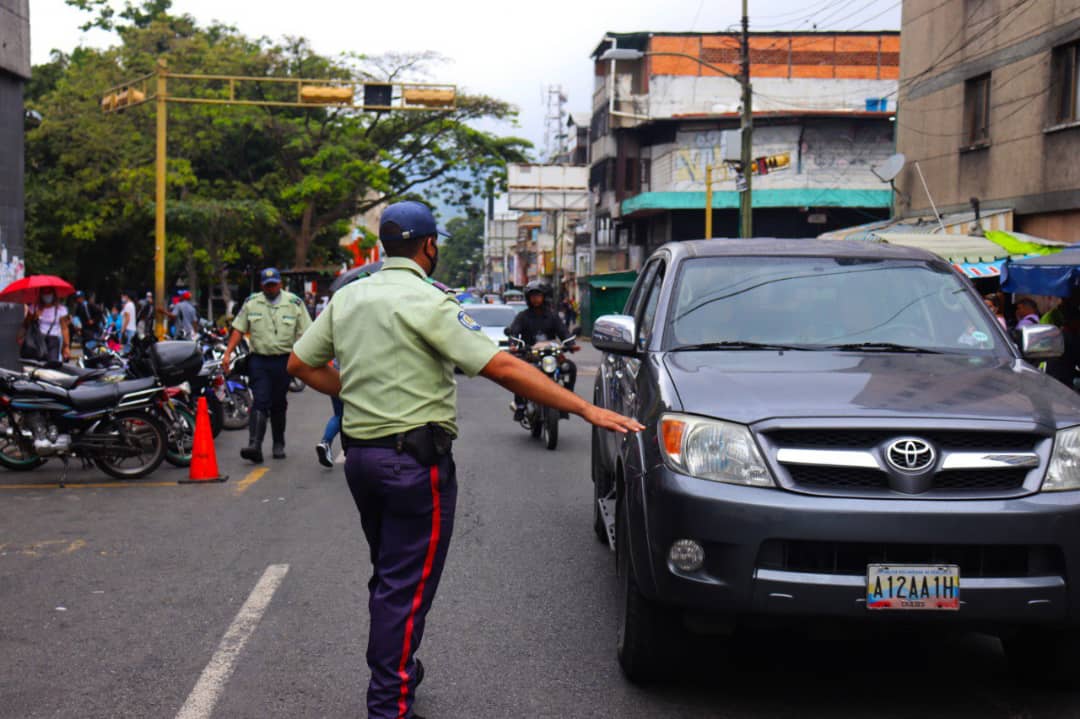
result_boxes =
[287,199,642,719]
[119,291,137,346]
[223,268,312,462]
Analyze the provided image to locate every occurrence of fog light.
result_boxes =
[668,539,705,572]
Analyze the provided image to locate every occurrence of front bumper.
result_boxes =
[639,467,1080,625]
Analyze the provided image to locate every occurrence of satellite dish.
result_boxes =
[872,153,906,182]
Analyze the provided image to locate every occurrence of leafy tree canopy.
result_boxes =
[25,0,530,304]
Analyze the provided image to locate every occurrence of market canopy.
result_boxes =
[826,230,1068,279]
[1001,246,1080,297]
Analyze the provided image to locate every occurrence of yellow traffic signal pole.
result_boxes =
[154,60,168,338]
[704,165,713,239]
[102,65,456,338]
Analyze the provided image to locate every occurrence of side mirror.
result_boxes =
[1021,324,1064,361]
[592,314,638,356]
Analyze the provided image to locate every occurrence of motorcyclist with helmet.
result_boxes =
[507,281,578,421]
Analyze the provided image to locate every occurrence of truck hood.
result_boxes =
[662,351,1080,429]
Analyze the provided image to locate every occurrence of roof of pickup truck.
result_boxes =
[665,238,941,262]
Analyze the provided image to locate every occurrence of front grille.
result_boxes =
[786,466,1028,493]
[766,429,1039,452]
[757,540,1064,578]
[787,466,889,490]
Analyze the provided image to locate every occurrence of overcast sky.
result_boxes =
[30,0,902,156]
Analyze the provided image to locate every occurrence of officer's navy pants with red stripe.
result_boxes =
[344,446,456,719]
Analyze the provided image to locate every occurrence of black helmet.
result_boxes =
[524,280,549,297]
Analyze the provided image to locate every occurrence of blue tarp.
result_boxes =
[1001,246,1080,297]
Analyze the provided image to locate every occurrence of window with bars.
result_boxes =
[964,73,991,145]
[1054,42,1080,124]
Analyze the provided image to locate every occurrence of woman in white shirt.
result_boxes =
[18,288,71,362]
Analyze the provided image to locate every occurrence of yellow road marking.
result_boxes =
[0,481,177,490]
[0,538,87,557]
[234,467,269,495]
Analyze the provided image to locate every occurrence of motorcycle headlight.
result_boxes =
[540,355,558,374]
[659,413,774,487]
[1043,426,1080,491]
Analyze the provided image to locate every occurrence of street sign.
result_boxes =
[735,173,747,192]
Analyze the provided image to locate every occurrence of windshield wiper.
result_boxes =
[820,342,949,354]
[670,341,813,352]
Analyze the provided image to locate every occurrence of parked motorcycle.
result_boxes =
[507,335,577,450]
[0,367,170,482]
[28,338,208,468]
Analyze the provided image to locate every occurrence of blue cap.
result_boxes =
[379,201,450,243]
[260,267,282,285]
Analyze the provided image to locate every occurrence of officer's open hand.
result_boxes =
[582,405,645,434]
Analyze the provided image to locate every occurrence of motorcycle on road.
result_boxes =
[508,335,577,450]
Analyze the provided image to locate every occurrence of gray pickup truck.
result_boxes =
[590,238,1080,684]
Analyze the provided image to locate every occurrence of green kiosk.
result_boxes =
[576,271,638,337]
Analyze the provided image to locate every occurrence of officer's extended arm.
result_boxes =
[479,352,643,434]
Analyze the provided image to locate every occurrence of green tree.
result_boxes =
[434,208,485,288]
[25,0,531,300]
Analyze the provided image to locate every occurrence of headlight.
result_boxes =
[659,413,774,487]
[540,355,558,374]
[1043,426,1080,491]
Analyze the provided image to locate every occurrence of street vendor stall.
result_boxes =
[1001,245,1080,297]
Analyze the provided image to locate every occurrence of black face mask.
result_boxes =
[424,242,439,276]
[263,286,281,301]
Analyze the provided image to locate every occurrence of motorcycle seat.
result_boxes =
[66,383,121,410]
[66,378,157,410]
[115,377,158,396]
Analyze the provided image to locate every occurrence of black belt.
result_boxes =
[342,424,454,465]
[342,434,399,450]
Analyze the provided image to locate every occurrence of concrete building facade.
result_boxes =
[895,0,1080,242]
[590,30,900,271]
[0,0,29,368]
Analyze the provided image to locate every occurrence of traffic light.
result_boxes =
[300,85,355,105]
[752,152,791,176]
[363,83,393,109]
[101,93,118,112]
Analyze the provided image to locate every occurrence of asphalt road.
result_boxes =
[2,345,1080,718]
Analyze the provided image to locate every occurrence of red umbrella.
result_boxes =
[0,275,76,304]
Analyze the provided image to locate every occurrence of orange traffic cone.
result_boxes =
[179,396,228,484]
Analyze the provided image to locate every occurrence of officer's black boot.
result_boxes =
[270,409,287,459]
[240,410,267,463]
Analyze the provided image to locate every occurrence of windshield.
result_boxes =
[667,256,1007,355]
[465,305,518,327]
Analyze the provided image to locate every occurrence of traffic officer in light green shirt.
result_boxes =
[287,200,642,719]
[224,268,312,462]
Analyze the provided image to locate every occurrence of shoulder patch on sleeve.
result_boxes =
[458,310,481,331]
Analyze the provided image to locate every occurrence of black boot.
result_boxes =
[270,409,287,459]
[240,410,267,463]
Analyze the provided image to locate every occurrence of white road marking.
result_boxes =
[175,564,289,719]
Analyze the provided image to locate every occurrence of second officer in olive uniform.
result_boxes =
[224,268,312,462]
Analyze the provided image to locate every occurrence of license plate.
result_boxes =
[866,564,959,610]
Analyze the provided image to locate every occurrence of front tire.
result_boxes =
[92,411,168,479]
[222,387,252,430]
[0,412,45,471]
[545,406,559,450]
[616,493,679,683]
[164,405,196,468]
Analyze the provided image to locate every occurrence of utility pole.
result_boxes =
[739,0,753,239]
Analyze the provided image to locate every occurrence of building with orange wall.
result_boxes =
[589,31,900,270]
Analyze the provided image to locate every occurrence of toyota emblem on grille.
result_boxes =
[886,438,936,473]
